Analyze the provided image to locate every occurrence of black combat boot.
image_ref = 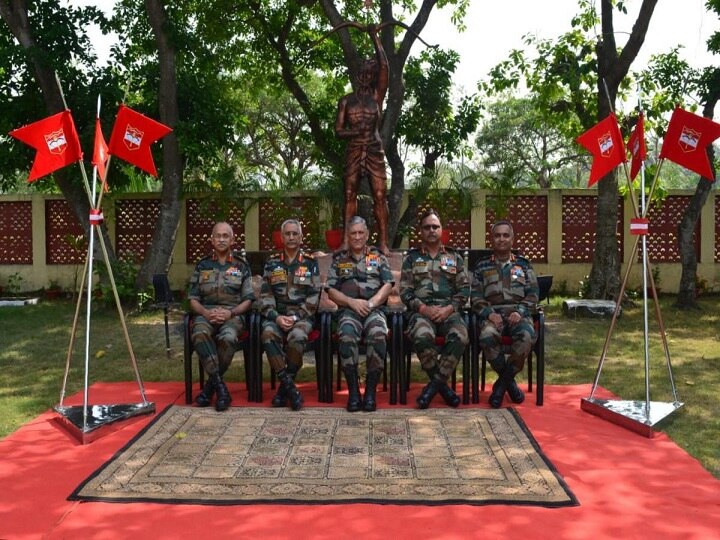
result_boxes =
[506,372,525,404]
[194,376,216,407]
[489,363,515,409]
[270,382,287,408]
[416,378,441,409]
[343,365,362,412]
[362,370,381,412]
[437,380,461,408]
[277,369,303,411]
[272,364,301,407]
[214,374,232,411]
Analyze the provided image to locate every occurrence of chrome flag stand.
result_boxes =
[581,110,682,437]
[54,94,154,444]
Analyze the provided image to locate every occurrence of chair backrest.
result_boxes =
[250,275,263,310]
[537,275,553,303]
[152,274,172,306]
[386,251,405,311]
[313,251,338,312]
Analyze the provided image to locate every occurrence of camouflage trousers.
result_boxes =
[407,311,468,381]
[337,309,388,371]
[478,317,536,374]
[191,315,246,377]
[261,317,313,373]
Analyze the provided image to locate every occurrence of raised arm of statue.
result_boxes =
[368,25,388,108]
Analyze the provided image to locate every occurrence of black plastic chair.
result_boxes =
[152,274,173,358]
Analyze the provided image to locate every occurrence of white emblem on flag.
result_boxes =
[678,126,700,153]
[45,129,67,155]
[598,132,613,157]
[123,125,144,151]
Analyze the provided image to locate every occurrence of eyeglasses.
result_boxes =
[422,224,441,230]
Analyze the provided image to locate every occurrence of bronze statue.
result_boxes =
[335,24,390,254]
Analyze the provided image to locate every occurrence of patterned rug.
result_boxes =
[69,405,577,506]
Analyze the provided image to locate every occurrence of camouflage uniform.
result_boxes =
[471,254,538,374]
[258,251,320,373]
[327,247,393,370]
[188,252,255,377]
[400,246,470,381]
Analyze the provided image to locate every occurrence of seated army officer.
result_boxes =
[471,220,538,408]
[258,219,320,411]
[188,222,255,411]
[400,209,469,409]
[327,216,393,412]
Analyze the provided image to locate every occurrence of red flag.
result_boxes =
[92,117,110,190]
[576,113,627,187]
[659,107,720,180]
[108,105,172,177]
[9,110,83,182]
[627,113,647,180]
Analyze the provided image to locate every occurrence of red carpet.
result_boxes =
[0,382,718,540]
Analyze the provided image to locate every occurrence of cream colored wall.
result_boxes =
[0,191,718,295]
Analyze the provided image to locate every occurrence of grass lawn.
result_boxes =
[0,295,718,478]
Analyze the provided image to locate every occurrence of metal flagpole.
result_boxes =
[53,87,154,443]
[581,87,683,436]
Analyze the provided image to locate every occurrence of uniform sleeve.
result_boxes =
[400,253,421,311]
[188,262,202,302]
[258,261,279,321]
[379,254,394,285]
[327,257,340,291]
[451,253,470,312]
[518,261,539,317]
[470,264,494,320]
[300,259,321,319]
[240,261,255,303]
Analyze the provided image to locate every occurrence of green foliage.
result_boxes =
[476,96,580,188]
[578,275,590,298]
[4,272,24,296]
[617,169,669,207]
[0,0,116,192]
[94,257,152,311]
[408,162,480,219]
[399,48,481,165]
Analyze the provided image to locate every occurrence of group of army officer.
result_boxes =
[188,211,538,412]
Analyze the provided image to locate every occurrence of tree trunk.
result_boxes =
[587,0,658,300]
[137,0,183,289]
[385,137,406,246]
[0,0,116,266]
[675,96,718,309]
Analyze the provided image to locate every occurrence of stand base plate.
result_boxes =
[581,397,683,438]
[54,402,156,444]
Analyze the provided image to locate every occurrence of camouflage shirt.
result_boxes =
[188,251,255,308]
[470,253,538,319]
[258,250,320,321]
[327,247,393,300]
[400,246,469,312]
